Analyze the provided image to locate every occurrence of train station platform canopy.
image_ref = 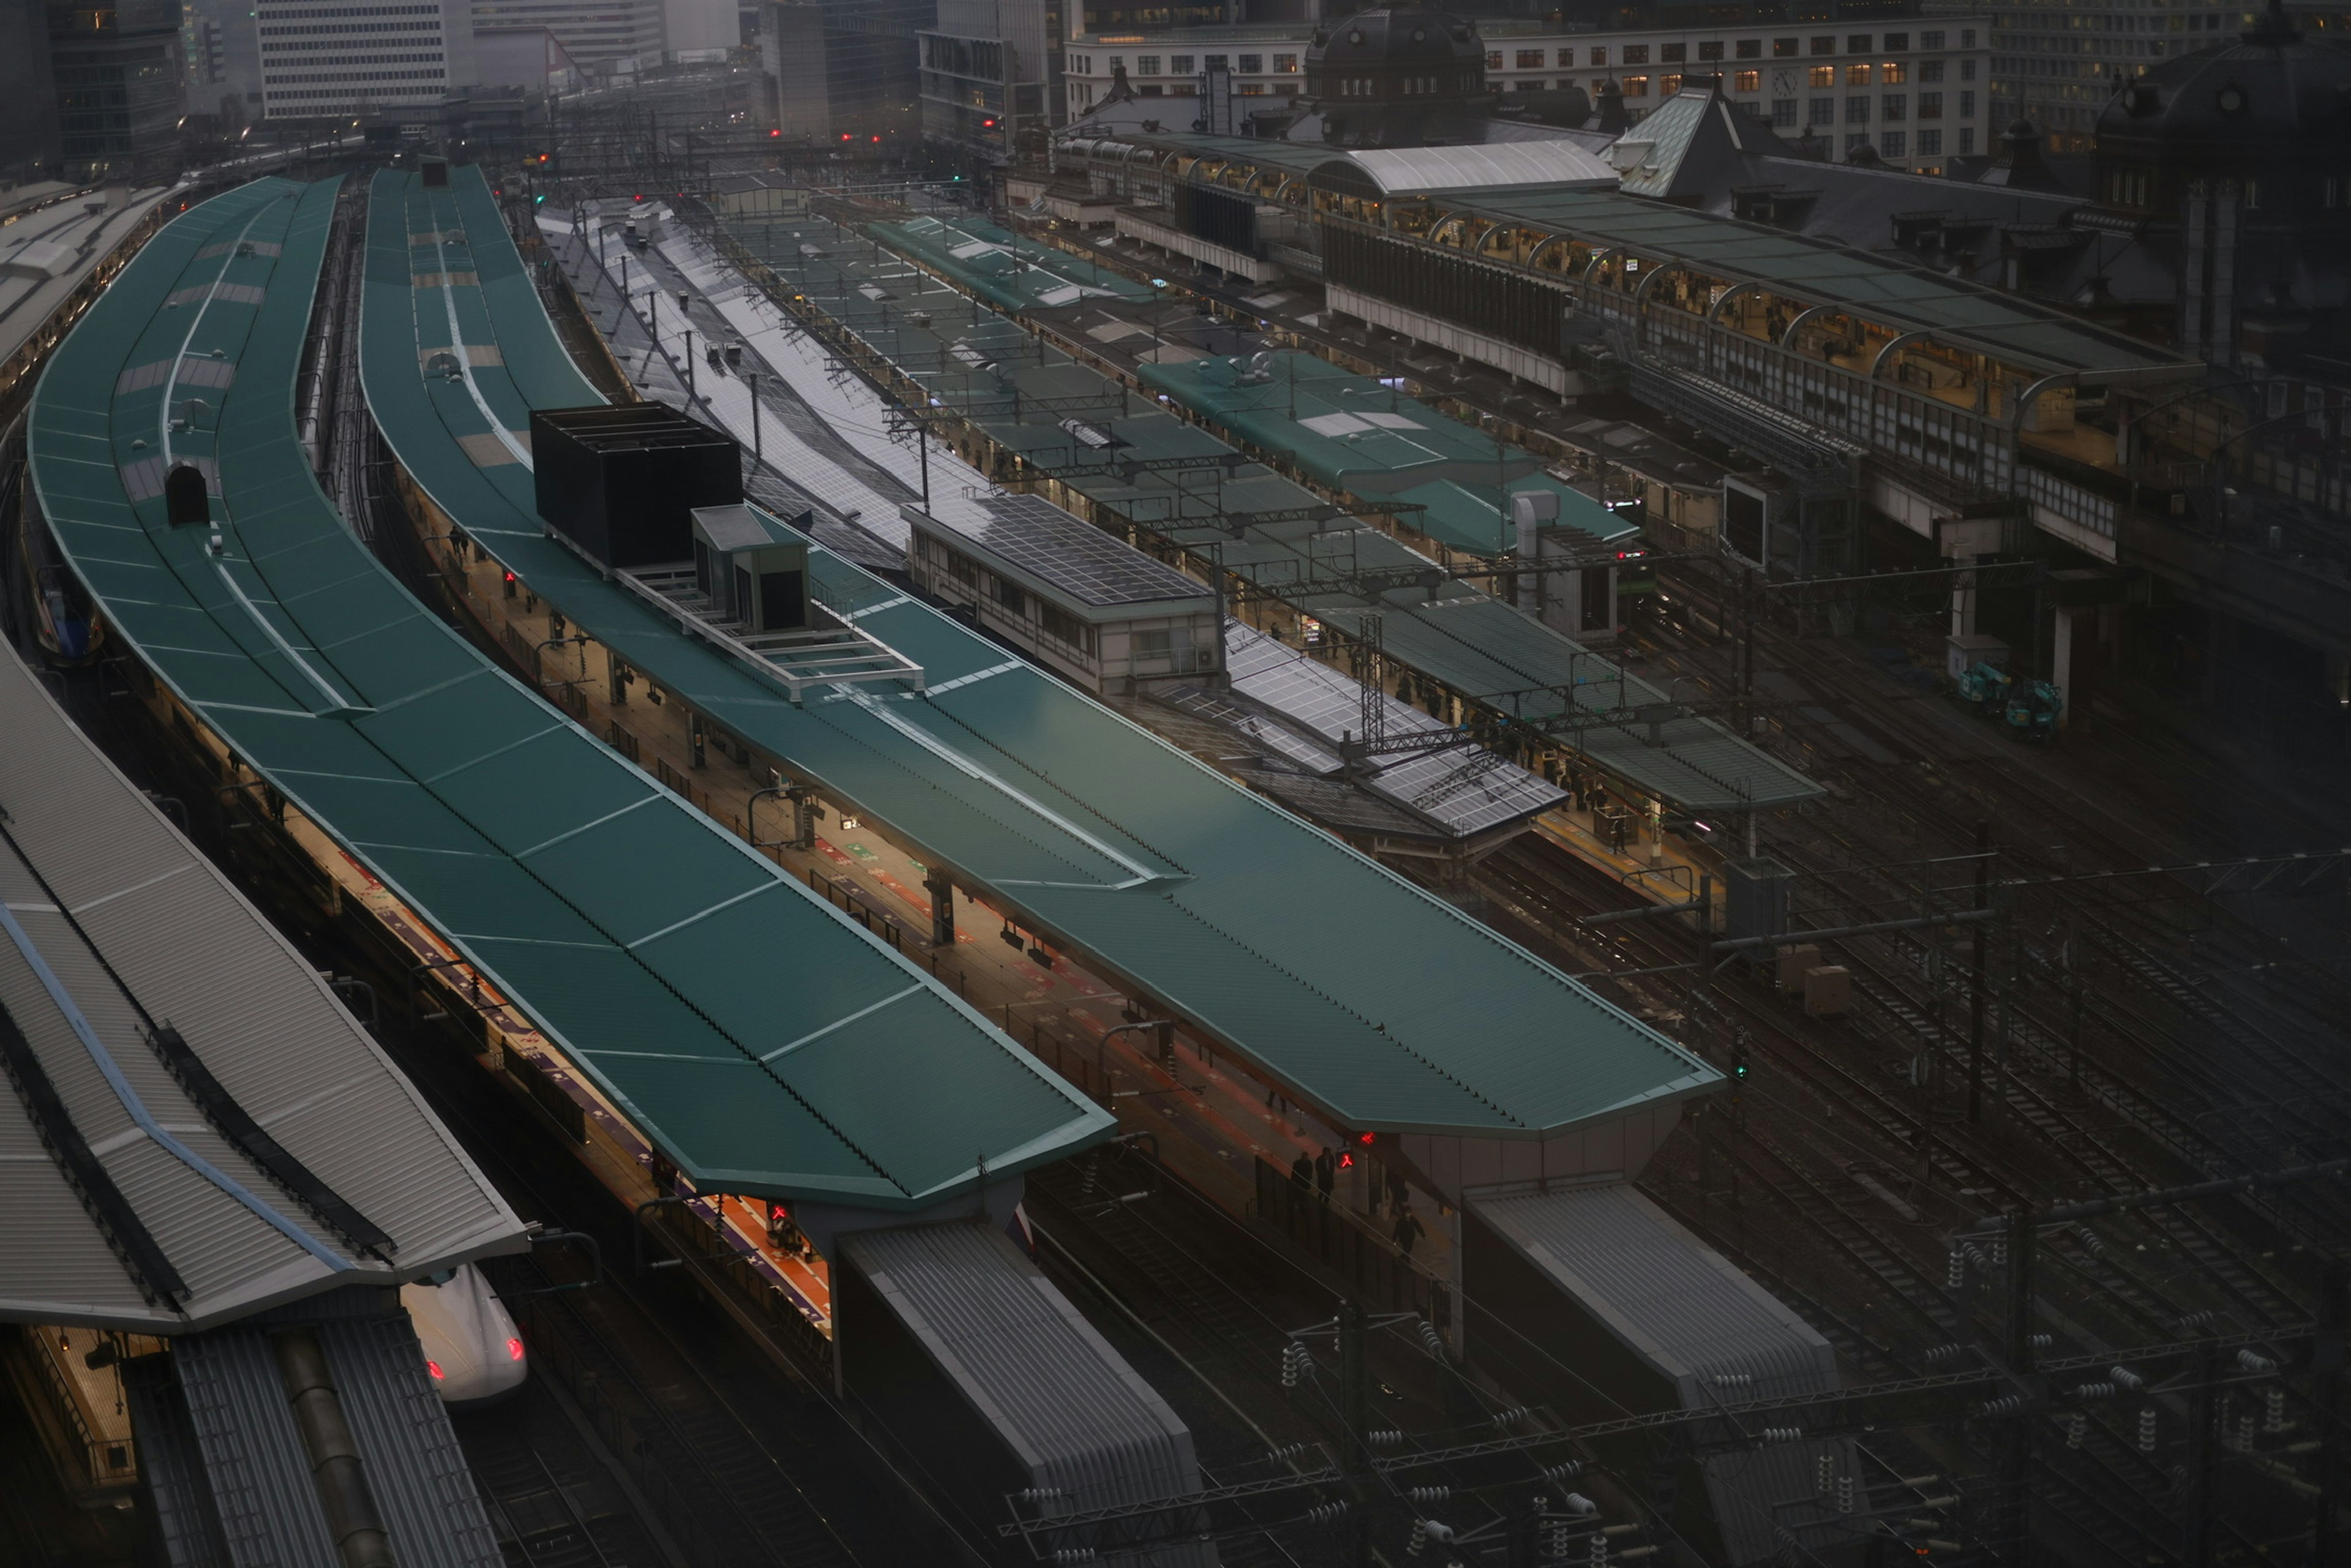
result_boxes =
[362,164,1721,1144]
[26,177,1111,1214]
[871,212,1158,316]
[0,642,527,1332]
[1135,349,1631,555]
[1097,130,2196,383]
[706,206,1818,814]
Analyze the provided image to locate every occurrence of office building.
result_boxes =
[48,0,187,179]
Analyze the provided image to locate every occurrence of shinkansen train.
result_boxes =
[400,1262,527,1406]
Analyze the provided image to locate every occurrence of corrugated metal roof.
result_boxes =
[317,1313,503,1568]
[123,1354,233,1567]
[171,1304,501,1568]
[173,1329,344,1567]
[0,631,525,1332]
[362,167,1723,1141]
[1343,141,1619,196]
[1470,1185,1854,1566]
[841,1221,1212,1567]
[27,176,1110,1212]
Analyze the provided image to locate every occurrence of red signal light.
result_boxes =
[841,132,852,141]
[1356,1130,1374,1145]
[983,118,997,128]
[505,1337,525,1362]
[1338,1152,1354,1169]
[770,128,781,137]
[870,135,880,143]
[503,569,516,583]
[426,1359,444,1380]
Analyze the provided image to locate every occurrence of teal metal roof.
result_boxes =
[739,209,1820,814]
[869,214,1157,317]
[26,176,1111,1210]
[1135,350,1632,556]
[363,166,1720,1141]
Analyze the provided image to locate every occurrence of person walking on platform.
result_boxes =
[1314,1146,1337,1205]
[1384,1166,1408,1219]
[1289,1150,1313,1225]
[1392,1204,1423,1260]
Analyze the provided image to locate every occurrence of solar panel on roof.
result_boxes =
[928,494,1211,609]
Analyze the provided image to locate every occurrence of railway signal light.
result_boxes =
[1731,1041,1749,1081]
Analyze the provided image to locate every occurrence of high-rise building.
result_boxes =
[920,0,1062,164]
[48,1,187,179]
[182,0,264,124]
[255,0,476,120]
[470,0,668,70]
[0,7,62,184]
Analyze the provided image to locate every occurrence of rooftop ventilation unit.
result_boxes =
[530,403,743,571]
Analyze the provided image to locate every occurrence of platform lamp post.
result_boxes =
[747,370,760,463]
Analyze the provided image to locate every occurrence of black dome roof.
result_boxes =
[1308,7,1482,69]
[2095,0,2351,156]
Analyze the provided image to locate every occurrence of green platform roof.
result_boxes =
[1137,350,1632,555]
[27,176,1111,1210]
[869,214,1158,317]
[361,165,1721,1141]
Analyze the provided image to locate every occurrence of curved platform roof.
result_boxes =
[0,639,525,1332]
[359,165,1719,1142]
[26,177,1111,1212]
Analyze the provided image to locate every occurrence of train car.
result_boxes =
[18,517,104,664]
[401,1262,527,1406]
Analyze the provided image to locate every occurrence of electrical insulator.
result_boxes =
[1924,1343,1966,1365]
[2267,1386,2290,1433]
[2112,1365,2145,1390]
[1837,1473,1854,1515]
[1559,1493,1598,1517]
[1759,1427,1802,1445]
[1979,1394,2025,1417]
[1420,1319,1447,1357]
[1540,1461,1584,1485]
[1815,1454,1835,1495]
[1016,1487,1066,1502]
[2079,1227,2107,1258]
[1589,1532,1607,1567]
[1408,1521,1428,1558]
[1712,1371,1754,1387]
[2072,1381,2115,1400]
[1050,1551,1097,1565]
[1266,1442,1308,1465]
[1280,1341,1311,1388]
[2176,1309,2215,1333]
[1307,1500,1350,1525]
[1368,1430,1404,1448]
[2238,1349,2278,1374]
[1408,1487,1450,1505]
[2138,1407,2159,1452]
[2030,1333,2053,1349]
[2236,1411,2257,1452]
[2064,1412,2087,1450]
[1493,1406,1531,1427]
[1946,1248,1966,1288]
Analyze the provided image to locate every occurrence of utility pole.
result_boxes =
[1339,1299,1371,1568]
[2315,1262,2345,1567]
[1967,820,1992,1124]
[2002,1209,2037,1564]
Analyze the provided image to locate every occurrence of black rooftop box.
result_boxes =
[530,403,742,570]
